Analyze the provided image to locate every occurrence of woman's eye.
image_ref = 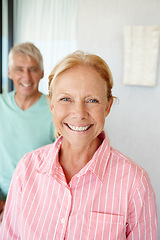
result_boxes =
[60,97,70,102]
[88,99,99,103]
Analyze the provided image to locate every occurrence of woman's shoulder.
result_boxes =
[111,147,144,170]
[17,137,62,174]
[109,147,153,201]
[110,146,149,185]
[15,143,55,175]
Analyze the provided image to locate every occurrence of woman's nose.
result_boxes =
[72,102,88,120]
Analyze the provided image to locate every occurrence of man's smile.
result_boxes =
[21,83,32,87]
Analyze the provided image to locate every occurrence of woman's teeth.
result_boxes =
[67,124,91,131]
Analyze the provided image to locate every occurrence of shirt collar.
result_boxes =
[36,136,63,175]
[37,132,111,182]
[75,131,111,181]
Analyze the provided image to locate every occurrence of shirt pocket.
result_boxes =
[88,212,125,239]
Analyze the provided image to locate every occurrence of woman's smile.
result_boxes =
[64,123,93,132]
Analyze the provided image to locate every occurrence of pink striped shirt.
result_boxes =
[0,133,157,239]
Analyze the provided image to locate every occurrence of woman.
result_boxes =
[1,51,157,239]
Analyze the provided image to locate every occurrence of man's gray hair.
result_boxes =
[8,42,44,72]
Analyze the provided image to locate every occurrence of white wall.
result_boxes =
[77,0,160,237]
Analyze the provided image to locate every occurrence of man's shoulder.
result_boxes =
[39,93,49,104]
[35,93,51,110]
[0,91,14,100]
[0,91,14,108]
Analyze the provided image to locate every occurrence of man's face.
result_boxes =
[8,54,43,98]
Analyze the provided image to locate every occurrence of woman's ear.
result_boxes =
[50,102,54,114]
[105,98,113,117]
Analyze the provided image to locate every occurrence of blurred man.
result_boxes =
[0,42,55,221]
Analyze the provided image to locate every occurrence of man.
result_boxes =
[0,42,55,221]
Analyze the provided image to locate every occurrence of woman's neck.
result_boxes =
[59,137,102,183]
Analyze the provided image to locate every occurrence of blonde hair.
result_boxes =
[8,42,43,73]
[48,50,115,138]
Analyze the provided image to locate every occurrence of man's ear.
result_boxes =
[105,98,113,117]
[41,70,44,79]
[8,69,12,79]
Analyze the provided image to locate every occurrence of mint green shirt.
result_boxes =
[0,91,55,200]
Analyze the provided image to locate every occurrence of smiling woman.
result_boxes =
[49,51,114,139]
[0,51,157,239]
[49,65,111,154]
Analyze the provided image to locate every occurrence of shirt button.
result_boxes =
[61,218,65,224]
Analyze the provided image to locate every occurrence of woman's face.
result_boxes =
[50,65,112,148]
